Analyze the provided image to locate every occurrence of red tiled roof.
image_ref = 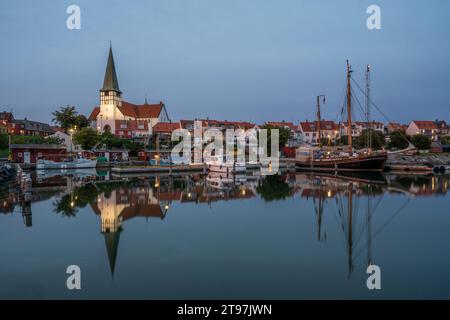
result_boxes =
[88,101,164,122]
[299,121,338,132]
[119,101,164,119]
[265,121,295,130]
[89,107,100,121]
[354,121,384,126]
[412,121,438,130]
[152,122,181,133]
[197,119,257,130]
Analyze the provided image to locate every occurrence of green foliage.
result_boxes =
[256,175,292,202]
[440,136,450,145]
[11,135,62,145]
[97,132,143,156]
[261,125,291,151]
[354,129,386,150]
[52,106,89,132]
[387,130,410,150]
[411,134,432,150]
[73,127,99,150]
[0,133,8,150]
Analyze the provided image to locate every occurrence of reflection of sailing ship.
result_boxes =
[299,173,409,278]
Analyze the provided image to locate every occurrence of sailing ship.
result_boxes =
[296,61,388,172]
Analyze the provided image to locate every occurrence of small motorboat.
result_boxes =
[206,155,246,174]
[36,157,97,170]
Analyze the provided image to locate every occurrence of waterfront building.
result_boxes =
[298,120,339,145]
[406,121,439,140]
[88,46,170,139]
[10,144,67,164]
[9,119,54,136]
[339,121,385,138]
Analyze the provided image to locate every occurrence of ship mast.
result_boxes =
[316,95,326,146]
[346,60,353,150]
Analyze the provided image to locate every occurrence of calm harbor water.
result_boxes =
[1,170,450,299]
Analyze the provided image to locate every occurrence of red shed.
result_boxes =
[10,144,67,164]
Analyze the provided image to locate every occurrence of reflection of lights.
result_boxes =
[242,190,246,196]
[327,190,332,198]
[164,205,169,210]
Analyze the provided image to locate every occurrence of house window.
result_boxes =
[37,152,43,157]
[18,153,22,157]
[119,131,124,135]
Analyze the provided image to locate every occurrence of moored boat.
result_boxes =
[206,155,246,174]
[37,157,97,170]
[296,60,388,172]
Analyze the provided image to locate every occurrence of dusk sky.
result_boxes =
[1,0,449,124]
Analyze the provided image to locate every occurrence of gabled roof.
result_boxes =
[0,112,14,122]
[88,101,165,121]
[88,107,100,121]
[13,119,54,133]
[101,46,121,93]
[118,101,164,119]
[152,122,181,133]
[412,121,438,130]
[299,121,338,132]
[265,121,295,130]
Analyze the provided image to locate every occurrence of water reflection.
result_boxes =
[1,170,450,281]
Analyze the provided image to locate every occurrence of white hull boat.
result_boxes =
[37,158,97,170]
[206,156,246,174]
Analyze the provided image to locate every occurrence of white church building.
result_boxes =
[89,46,170,139]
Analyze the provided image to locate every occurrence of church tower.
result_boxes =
[98,45,122,134]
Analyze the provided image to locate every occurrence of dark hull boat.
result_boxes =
[296,153,388,172]
[295,60,388,173]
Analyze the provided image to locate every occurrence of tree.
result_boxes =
[440,136,450,145]
[11,135,62,145]
[52,106,89,132]
[74,114,90,129]
[0,134,8,150]
[73,127,99,150]
[411,134,432,150]
[387,130,410,150]
[261,125,291,151]
[337,130,385,150]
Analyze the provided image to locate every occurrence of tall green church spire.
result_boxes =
[101,44,121,94]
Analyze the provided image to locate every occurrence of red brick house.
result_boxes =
[9,119,54,136]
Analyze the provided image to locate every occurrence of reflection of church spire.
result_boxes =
[103,230,121,277]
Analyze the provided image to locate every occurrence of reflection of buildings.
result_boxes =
[90,183,171,276]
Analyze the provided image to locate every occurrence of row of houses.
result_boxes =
[150,119,450,147]
[0,112,55,136]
